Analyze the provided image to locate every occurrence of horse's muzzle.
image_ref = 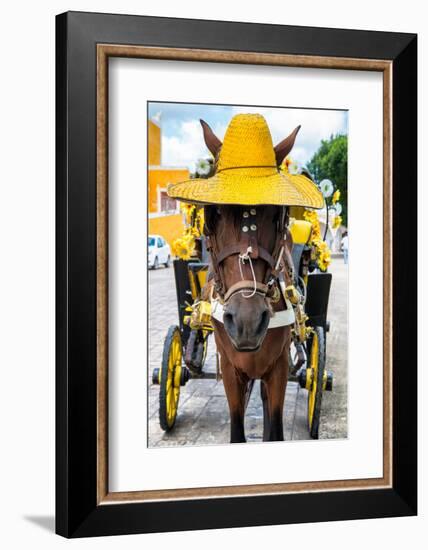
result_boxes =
[223,295,270,352]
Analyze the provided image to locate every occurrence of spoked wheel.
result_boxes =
[307,326,326,439]
[159,325,183,431]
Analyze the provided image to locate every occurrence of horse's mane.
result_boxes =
[204,206,243,241]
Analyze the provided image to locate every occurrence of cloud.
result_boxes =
[161,120,206,170]
[159,107,347,170]
[230,106,347,165]
[161,119,227,171]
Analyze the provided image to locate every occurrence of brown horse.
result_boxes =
[201,120,300,443]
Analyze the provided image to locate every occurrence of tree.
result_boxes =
[306,134,348,226]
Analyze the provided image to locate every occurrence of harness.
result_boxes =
[205,206,295,328]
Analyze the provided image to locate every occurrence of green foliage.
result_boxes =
[306,134,348,226]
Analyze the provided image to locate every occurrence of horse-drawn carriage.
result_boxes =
[152,114,334,441]
[152,205,334,439]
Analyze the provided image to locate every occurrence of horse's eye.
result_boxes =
[217,208,221,215]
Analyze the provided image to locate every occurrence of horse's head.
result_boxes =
[205,205,283,352]
[201,118,300,352]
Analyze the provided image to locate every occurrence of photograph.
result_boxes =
[147,101,349,447]
[50,9,418,538]
[0,0,421,545]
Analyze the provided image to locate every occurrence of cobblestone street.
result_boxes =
[148,258,348,446]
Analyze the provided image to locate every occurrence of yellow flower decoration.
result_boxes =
[280,156,301,175]
[174,202,205,259]
[303,209,332,271]
[303,209,321,241]
[180,203,196,225]
[332,215,342,229]
[313,239,331,271]
[172,231,196,260]
[194,208,204,237]
[180,202,205,235]
[280,156,293,174]
[332,189,341,204]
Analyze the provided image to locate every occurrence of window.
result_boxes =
[160,190,177,212]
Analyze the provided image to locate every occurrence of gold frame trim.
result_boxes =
[96,44,393,504]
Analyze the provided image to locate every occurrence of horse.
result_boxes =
[200,119,300,443]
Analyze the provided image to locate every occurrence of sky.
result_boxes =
[148,102,348,172]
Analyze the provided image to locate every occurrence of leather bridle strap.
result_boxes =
[205,206,291,300]
[263,206,289,284]
[205,233,227,294]
[215,244,276,270]
[223,280,269,302]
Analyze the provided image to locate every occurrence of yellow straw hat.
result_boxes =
[167,113,324,208]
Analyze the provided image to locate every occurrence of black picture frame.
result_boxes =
[56,11,417,538]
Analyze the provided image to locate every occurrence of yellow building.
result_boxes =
[148,119,189,246]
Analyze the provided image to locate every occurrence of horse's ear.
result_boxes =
[274,125,301,166]
[200,119,222,158]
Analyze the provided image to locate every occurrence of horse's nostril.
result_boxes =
[257,310,270,334]
[223,312,234,327]
[223,310,240,340]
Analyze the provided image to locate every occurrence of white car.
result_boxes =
[148,234,171,269]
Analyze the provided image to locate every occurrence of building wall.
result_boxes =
[148,213,184,248]
[147,119,190,246]
[148,120,161,165]
[147,119,189,213]
[148,168,189,213]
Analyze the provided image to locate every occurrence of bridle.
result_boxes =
[205,206,293,306]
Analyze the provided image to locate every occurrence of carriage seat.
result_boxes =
[289,219,312,277]
[188,262,210,273]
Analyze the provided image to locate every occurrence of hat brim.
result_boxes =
[167,168,324,209]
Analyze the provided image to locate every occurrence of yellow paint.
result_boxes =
[289,206,306,220]
[148,120,161,165]
[189,270,198,301]
[189,300,213,330]
[308,332,319,428]
[197,270,208,289]
[290,219,312,245]
[284,285,300,305]
[305,368,313,391]
[148,119,190,213]
[165,329,182,428]
[148,168,190,213]
[148,214,184,248]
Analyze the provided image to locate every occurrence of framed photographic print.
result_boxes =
[56,11,417,538]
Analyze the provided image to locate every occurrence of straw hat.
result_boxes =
[167,114,324,208]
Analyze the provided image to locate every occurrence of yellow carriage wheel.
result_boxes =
[159,325,183,431]
[307,326,326,439]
